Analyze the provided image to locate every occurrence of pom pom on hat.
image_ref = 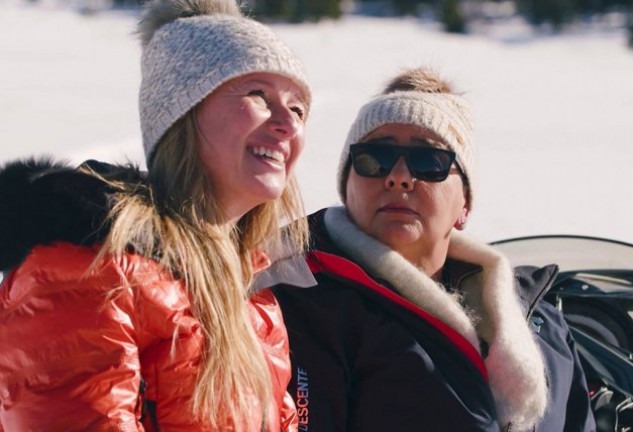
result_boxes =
[138,0,311,166]
[337,67,475,209]
[137,0,241,47]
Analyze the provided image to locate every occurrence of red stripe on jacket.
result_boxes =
[306,250,488,381]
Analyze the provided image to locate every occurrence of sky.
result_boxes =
[2,1,633,245]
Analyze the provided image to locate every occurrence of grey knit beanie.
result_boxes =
[337,68,475,208]
[138,0,311,166]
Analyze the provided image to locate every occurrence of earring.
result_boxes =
[454,211,468,230]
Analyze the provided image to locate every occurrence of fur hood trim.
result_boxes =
[323,206,548,431]
[0,158,144,272]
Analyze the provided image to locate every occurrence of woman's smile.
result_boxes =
[248,145,287,167]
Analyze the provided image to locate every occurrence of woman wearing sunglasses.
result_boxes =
[271,67,595,431]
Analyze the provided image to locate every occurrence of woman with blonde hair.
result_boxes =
[271,67,595,431]
[0,0,310,429]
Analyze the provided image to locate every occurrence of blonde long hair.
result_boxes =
[95,111,307,429]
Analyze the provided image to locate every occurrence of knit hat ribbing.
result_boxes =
[337,78,475,208]
[139,0,310,166]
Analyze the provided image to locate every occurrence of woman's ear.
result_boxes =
[454,206,469,231]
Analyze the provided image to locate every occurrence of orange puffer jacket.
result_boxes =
[0,242,298,431]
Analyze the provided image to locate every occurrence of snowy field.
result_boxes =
[2,2,633,245]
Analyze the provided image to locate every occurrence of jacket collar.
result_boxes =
[443,258,481,292]
[249,241,317,294]
[322,206,548,431]
[512,264,559,319]
[444,258,559,320]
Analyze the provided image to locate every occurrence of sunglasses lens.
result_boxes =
[407,148,455,182]
[350,144,456,182]
[350,145,397,177]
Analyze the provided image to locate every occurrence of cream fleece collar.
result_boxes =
[323,206,548,431]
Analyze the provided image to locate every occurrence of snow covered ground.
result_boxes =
[2,2,633,244]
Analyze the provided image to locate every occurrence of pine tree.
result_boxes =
[254,0,342,22]
[628,2,633,48]
[253,0,291,20]
[441,0,466,33]
[318,0,343,19]
[392,0,424,15]
[520,0,573,29]
[296,0,343,21]
[629,13,633,48]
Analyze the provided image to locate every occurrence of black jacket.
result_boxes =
[272,209,595,432]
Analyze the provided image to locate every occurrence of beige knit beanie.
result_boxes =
[337,67,475,208]
[138,0,311,166]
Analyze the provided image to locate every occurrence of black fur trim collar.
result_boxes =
[0,158,145,271]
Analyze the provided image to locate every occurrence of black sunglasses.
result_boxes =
[349,143,458,182]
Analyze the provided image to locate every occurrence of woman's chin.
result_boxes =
[373,224,424,249]
[247,180,286,206]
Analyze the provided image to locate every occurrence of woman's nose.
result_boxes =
[267,104,301,139]
[385,157,415,191]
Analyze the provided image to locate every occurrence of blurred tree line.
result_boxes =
[250,0,631,44]
[246,0,343,21]
[354,0,633,33]
[67,0,633,47]
[247,0,466,30]
[516,0,632,28]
